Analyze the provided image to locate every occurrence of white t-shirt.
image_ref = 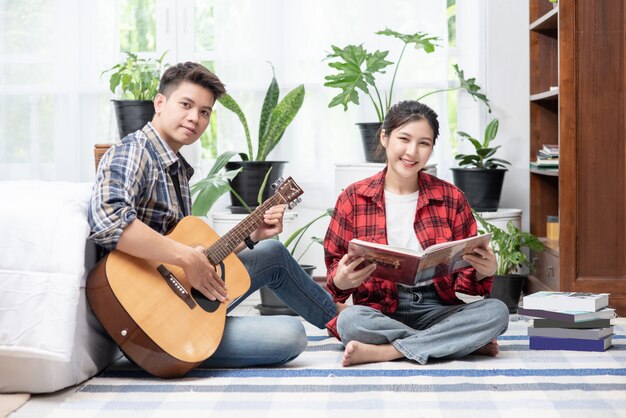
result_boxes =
[384,189,423,253]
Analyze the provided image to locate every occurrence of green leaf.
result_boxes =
[283,209,332,258]
[477,147,498,159]
[101,51,168,100]
[473,211,545,274]
[376,28,440,53]
[324,44,392,111]
[257,167,273,206]
[483,119,499,147]
[489,157,511,166]
[457,131,483,151]
[208,151,239,176]
[453,64,491,112]
[257,84,305,161]
[259,64,279,146]
[190,167,241,216]
[218,94,253,159]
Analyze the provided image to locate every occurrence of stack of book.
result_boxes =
[530,144,559,169]
[518,291,615,352]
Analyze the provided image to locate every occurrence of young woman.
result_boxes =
[324,100,509,367]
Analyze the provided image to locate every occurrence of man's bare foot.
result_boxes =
[472,339,500,357]
[342,341,404,367]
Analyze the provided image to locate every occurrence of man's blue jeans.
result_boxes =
[336,284,509,364]
[201,240,336,367]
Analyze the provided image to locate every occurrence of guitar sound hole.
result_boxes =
[191,261,226,313]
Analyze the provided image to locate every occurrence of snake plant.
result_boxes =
[218,65,305,161]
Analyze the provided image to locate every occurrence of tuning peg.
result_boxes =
[287,202,296,210]
[270,176,285,190]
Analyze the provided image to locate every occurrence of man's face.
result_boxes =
[152,81,215,153]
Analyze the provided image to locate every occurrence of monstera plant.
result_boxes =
[324,28,490,162]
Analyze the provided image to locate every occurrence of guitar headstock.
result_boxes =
[271,177,303,208]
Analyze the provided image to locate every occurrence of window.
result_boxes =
[0,0,478,184]
[0,0,216,181]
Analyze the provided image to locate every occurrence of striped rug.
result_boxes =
[30,317,626,418]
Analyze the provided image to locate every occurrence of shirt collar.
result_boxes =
[142,122,194,180]
[355,167,444,206]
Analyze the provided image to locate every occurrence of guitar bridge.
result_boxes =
[157,265,196,309]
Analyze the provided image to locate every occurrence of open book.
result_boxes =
[347,233,492,286]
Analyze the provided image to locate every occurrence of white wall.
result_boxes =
[482,0,530,230]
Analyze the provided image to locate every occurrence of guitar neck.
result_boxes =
[205,194,283,264]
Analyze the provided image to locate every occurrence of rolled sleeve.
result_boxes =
[324,193,358,302]
[88,143,148,251]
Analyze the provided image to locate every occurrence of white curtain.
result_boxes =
[212,0,451,209]
[1,0,484,194]
[0,0,119,182]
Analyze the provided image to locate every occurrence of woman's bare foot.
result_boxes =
[472,339,500,356]
[342,341,404,367]
[336,302,348,314]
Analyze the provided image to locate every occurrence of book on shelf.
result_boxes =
[528,326,614,340]
[533,318,612,329]
[542,144,559,155]
[537,150,559,159]
[529,335,613,352]
[522,291,609,312]
[347,234,492,286]
[517,306,615,322]
[530,159,559,168]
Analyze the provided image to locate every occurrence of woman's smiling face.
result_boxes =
[381,118,434,184]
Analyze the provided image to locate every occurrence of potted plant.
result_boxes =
[101,51,168,139]
[218,64,305,212]
[190,150,244,216]
[257,208,333,316]
[474,211,545,313]
[451,118,510,211]
[324,28,490,162]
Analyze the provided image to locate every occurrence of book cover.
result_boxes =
[347,234,492,286]
[517,306,616,322]
[530,160,559,169]
[528,326,614,340]
[533,318,612,329]
[542,144,559,155]
[529,335,613,352]
[522,291,609,312]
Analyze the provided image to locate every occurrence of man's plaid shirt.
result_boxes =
[88,123,194,251]
[324,168,493,337]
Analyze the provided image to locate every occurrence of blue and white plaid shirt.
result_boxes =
[88,123,194,251]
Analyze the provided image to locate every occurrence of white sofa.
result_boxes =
[0,181,117,393]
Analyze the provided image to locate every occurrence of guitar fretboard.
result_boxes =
[204,194,284,264]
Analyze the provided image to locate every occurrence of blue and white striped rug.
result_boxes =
[42,317,626,417]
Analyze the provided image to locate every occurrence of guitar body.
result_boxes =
[86,216,251,378]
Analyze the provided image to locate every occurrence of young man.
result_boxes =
[89,62,337,367]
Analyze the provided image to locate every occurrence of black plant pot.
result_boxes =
[488,274,527,314]
[356,122,384,163]
[451,168,507,212]
[112,100,155,139]
[225,161,286,213]
[256,264,316,316]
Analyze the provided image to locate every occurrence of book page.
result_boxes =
[414,233,492,284]
[349,239,423,257]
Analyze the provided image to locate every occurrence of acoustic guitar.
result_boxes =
[86,177,303,378]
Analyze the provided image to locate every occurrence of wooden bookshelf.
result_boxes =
[528,0,626,316]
